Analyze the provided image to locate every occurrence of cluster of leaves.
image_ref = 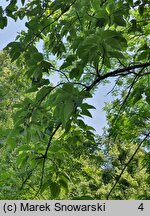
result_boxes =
[0,0,150,199]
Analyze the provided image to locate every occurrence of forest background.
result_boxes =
[0,0,150,200]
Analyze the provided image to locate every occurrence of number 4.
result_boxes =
[138,203,144,211]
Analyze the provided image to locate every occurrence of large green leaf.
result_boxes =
[61,100,74,127]
[35,86,53,102]
[81,108,92,118]
[108,51,125,59]
[113,15,126,27]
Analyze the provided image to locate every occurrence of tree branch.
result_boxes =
[107,132,150,199]
[50,67,70,81]
[87,62,150,91]
[112,67,145,127]
[34,123,61,198]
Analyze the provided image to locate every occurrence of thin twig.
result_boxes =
[50,67,70,81]
[20,169,34,190]
[108,67,147,142]
[72,82,88,89]
[107,132,150,199]
[115,67,144,117]
[107,78,120,95]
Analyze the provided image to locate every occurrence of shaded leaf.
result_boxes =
[61,100,74,127]
[50,181,60,198]
[108,51,125,59]
[81,108,92,118]
[0,17,7,29]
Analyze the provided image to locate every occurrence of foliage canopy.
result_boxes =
[0,0,150,199]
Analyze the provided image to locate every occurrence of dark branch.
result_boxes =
[34,123,61,198]
[87,62,150,91]
[44,123,62,159]
[20,168,35,190]
[107,132,150,199]
[49,67,70,81]
[112,67,145,127]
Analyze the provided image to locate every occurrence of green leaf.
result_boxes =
[60,61,71,70]
[138,5,144,16]
[6,1,18,20]
[100,29,120,39]
[41,181,50,193]
[91,0,100,11]
[16,154,26,168]
[113,36,127,48]
[145,87,150,105]
[41,60,53,70]
[81,103,96,110]
[36,86,53,102]
[81,108,92,118]
[21,0,26,5]
[26,129,31,143]
[108,51,125,59]
[33,52,43,62]
[50,181,60,198]
[79,91,92,99]
[61,172,71,181]
[96,18,106,27]
[132,91,143,105]
[104,57,111,68]
[59,177,68,192]
[106,38,122,50]
[61,100,74,127]
[0,17,7,29]
[5,42,22,61]
[60,55,76,69]
[6,136,16,149]
[62,83,74,93]
[26,86,38,93]
[70,68,81,79]
[77,119,86,129]
[138,43,149,52]
[11,51,21,62]
[64,119,72,132]
[113,15,126,26]
[0,6,3,14]
[86,130,95,140]
[137,51,149,61]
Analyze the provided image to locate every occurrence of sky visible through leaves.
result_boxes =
[0,2,114,135]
